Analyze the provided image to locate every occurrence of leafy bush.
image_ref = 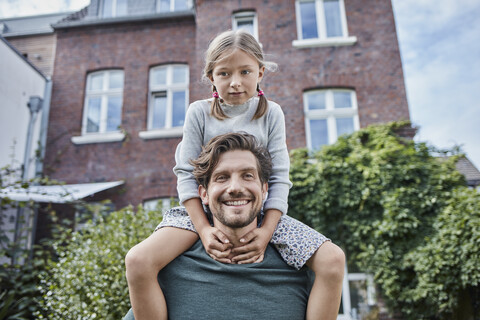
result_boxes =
[288,121,479,319]
[0,166,59,319]
[35,206,161,320]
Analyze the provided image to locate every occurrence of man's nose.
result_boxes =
[227,176,243,193]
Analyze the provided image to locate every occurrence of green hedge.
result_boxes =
[288,121,479,319]
[35,206,161,320]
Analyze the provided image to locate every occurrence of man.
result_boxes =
[124,132,343,319]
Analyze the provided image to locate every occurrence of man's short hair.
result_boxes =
[191,132,273,188]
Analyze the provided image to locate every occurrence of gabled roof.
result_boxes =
[455,157,480,187]
[0,11,73,37]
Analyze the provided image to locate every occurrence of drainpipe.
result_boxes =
[13,95,43,264]
[35,77,52,178]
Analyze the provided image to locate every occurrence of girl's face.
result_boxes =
[209,49,265,106]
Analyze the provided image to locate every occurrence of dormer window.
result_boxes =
[102,0,128,18]
[157,0,191,13]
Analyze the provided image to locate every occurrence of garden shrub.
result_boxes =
[35,205,161,320]
[288,121,479,319]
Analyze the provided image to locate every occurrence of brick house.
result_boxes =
[5,0,408,318]
[44,0,409,209]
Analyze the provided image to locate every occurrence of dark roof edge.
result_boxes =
[52,9,196,29]
[0,11,75,22]
[2,30,54,38]
[0,35,47,80]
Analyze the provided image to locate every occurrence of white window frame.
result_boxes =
[293,0,357,48]
[101,0,128,18]
[156,0,193,13]
[72,70,126,145]
[338,263,376,320]
[232,11,259,41]
[139,64,189,140]
[304,89,359,150]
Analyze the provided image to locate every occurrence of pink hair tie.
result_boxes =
[257,90,264,96]
[212,91,219,98]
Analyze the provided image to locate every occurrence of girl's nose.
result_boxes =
[230,75,241,88]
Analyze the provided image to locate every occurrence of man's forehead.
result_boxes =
[212,150,258,173]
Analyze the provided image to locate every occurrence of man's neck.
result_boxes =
[213,218,258,248]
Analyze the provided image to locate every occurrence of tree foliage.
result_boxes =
[35,205,160,320]
[288,121,479,319]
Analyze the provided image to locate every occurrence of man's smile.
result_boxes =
[223,200,250,206]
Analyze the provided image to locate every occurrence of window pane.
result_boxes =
[86,97,101,133]
[116,0,128,16]
[307,92,326,110]
[172,66,187,84]
[152,68,167,86]
[159,0,170,12]
[174,0,188,11]
[152,94,167,129]
[310,119,328,149]
[300,1,318,39]
[237,19,254,35]
[333,91,351,108]
[89,73,104,91]
[109,71,124,89]
[172,91,186,127]
[106,95,122,131]
[349,279,369,320]
[102,0,113,17]
[336,117,354,137]
[324,0,343,37]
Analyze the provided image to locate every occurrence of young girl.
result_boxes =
[125,30,345,320]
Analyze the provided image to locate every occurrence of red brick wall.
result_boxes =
[45,0,410,208]
[46,17,196,208]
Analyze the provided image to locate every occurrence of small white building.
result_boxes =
[0,35,51,263]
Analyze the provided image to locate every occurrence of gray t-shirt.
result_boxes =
[124,240,313,320]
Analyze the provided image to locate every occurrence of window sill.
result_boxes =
[71,132,126,145]
[139,127,183,140]
[292,36,357,48]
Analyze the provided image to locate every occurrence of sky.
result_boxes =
[1,0,479,169]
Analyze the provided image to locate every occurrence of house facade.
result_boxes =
[44,0,410,212]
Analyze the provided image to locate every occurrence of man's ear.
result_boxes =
[199,185,209,205]
[262,182,268,200]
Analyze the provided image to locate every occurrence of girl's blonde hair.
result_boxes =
[203,30,277,120]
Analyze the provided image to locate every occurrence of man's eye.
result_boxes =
[216,175,227,181]
[244,173,254,179]
[242,70,251,75]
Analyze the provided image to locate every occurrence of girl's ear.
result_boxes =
[258,65,265,82]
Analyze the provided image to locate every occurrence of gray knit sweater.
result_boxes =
[174,97,292,215]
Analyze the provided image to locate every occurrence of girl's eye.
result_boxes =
[218,72,229,77]
[242,70,251,75]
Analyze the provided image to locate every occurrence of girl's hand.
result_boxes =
[198,226,233,263]
[230,227,271,264]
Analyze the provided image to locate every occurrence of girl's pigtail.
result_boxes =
[252,84,268,120]
[211,85,228,120]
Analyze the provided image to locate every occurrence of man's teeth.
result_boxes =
[225,200,248,206]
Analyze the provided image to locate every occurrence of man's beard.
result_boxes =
[212,192,261,228]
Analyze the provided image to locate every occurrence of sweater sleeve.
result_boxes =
[173,102,205,205]
[263,102,293,215]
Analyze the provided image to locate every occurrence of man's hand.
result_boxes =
[198,226,233,263]
[230,227,271,264]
